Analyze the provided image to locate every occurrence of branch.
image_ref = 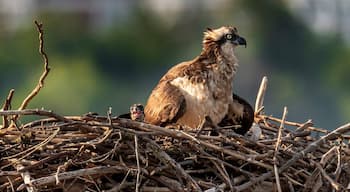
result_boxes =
[255,76,268,114]
[1,89,15,129]
[17,165,129,191]
[273,107,287,192]
[234,122,350,191]
[13,20,50,122]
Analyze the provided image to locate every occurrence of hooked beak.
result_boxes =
[235,36,247,48]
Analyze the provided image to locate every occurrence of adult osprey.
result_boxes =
[145,26,251,133]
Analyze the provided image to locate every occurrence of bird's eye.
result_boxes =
[226,34,233,40]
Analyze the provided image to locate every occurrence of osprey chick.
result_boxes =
[145,26,247,129]
[118,104,145,122]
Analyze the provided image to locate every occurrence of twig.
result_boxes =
[15,162,36,192]
[17,165,130,190]
[143,137,202,191]
[235,122,350,191]
[204,183,226,192]
[334,144,342,180]
[263,115,327,134]
[1,89,15,129]
[313,160,342,191]
[273,107,287,192]
[255,76,268,114]
[17,151,75,172]
[13,20,50,123]
[2,128,60,163]
[211,160,232,191]
[55,159,72,185]
[7,176,15,192]
[134,135,141,192]
[0,109,70,123]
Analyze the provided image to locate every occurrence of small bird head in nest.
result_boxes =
[203,26,246,59]
[130,104,145,122]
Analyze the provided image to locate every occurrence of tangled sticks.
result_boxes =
[0,105,350,191]
[1,22,350,192]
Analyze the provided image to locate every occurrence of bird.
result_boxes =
[218,93,254,135]
[144,26,249,133]
[118,104,145,122]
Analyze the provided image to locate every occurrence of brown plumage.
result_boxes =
[145,26,248,130]
[219,93,254,135]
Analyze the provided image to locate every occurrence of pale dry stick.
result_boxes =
[295,119,313,132]
[210,160,232,191]
[6,176,15,192]
[17,165,130,191]
[143,137,202,191]
[77,132,122,164]
[0,171,20,177]
[235,122,350,191]
[15,163,36,192]
[204,183,226,192]
[55,159,72,185]
[313,160,342,191]
[134,135,141,192]
[0,109,69,123]
[263,115,328,134]
[1,89,15,129]
[320,146,338,166]
[334,145,342,181]
[18,151,75,172]
[255,76,268,114]
[84,127,112,146]
[13,21,50,123]
[273,107,288,192]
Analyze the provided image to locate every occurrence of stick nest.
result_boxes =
[0,107,349,192]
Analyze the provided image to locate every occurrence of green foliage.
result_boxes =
[0,2,349,128]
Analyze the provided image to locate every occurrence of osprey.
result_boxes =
[145,26,251,133]
[118,104,145,122]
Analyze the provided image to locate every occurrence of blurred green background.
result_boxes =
[0,0,349,130]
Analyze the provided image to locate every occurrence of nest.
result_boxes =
[1,88,350,192]
[1,21,350,192]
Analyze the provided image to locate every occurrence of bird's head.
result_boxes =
[202,26,246,60]
[130,104,145,122]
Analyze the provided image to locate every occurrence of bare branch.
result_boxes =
[13,20,50,122]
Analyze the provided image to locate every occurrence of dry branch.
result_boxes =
[12,20,50,124]
[1,89,15,129]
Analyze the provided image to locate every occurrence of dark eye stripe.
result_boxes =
[217,33,237,45]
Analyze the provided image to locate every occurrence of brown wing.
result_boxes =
[219,93,254,135]
[144,81,186,126]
